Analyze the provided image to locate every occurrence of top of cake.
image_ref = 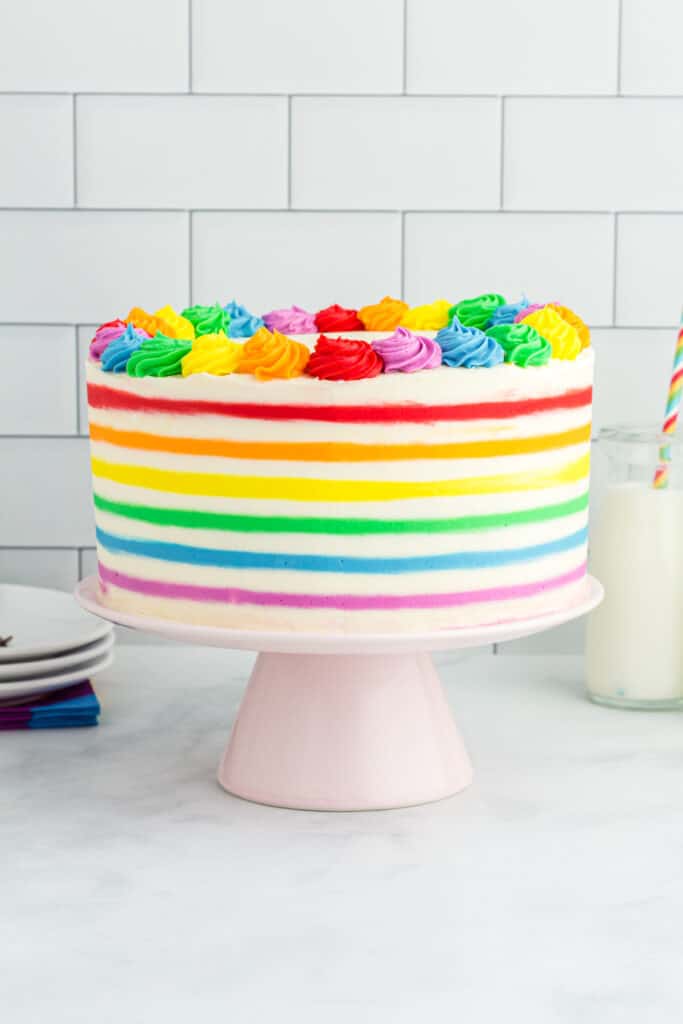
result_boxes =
[88,293,591,382]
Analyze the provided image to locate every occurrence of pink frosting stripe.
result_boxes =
[97,561,586,611]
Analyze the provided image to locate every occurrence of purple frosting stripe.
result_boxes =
[98,561,586,611]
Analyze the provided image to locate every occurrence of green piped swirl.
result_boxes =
[181,302,230,336]
[486,322,551,367]
[126,333,192,377]
[449,293,506,330]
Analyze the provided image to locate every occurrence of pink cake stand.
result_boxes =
[76,575,602,811]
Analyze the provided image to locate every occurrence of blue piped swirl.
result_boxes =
[223,300,264,339]
[487,297,530,327]
[435,317,504,368]
[101,324,147,372]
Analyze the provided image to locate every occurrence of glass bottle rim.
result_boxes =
[598,424,683,449]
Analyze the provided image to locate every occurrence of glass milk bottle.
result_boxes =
[586,427,683,709]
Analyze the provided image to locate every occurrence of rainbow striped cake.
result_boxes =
[86,294,593,633]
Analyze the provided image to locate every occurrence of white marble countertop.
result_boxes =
[2,645,683,1023]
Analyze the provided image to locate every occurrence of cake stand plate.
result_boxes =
[75,575,603,811]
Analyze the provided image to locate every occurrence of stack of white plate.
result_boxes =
[0,584,114,703]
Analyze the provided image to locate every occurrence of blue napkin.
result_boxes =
[0,681,100,729]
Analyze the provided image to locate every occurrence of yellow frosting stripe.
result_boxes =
[91,453,590,502]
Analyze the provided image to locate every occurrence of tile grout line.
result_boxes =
[74,326,81,433]
[400,211,406,298]
[612,213,619,325]
[499,96,505,209]
[616,0,623,95]
[402,0,408,93]
[187,0,193,92]
[287,96,292,208]
[0,326,677,339]
[72,94,78,205]
[3,91,683,99]
[4,207,683,215]
[188,211,193,305]
[0,545,94,552]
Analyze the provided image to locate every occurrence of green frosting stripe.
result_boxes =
[93,490,589,535]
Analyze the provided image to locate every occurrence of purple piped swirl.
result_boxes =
[371,327,442,373]
[262,304,317,334]
[90,319,128,359]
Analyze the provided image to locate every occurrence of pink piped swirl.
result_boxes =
[513,301,552,323]
[89,319,129,358]
[262,304,317,334]
[371,327,442,373]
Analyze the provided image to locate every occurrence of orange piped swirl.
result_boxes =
[237,327,310,381]
[550,303,591,349]
[126,306,173,338]
[358,295,409,331]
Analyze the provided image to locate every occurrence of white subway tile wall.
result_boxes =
[0,0,677,656]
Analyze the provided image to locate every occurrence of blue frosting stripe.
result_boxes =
[96,525,588,574]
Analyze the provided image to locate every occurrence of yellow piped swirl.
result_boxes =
[520,307,581,360]
[400,299,451,331]
[237,327,310,380]
[181,333,243,376]
[155,305,196,341]
[550,303,590,350]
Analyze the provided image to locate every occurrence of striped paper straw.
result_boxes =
[653,313,683,489]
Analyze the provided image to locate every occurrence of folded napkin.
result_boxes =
[0,681,100,730]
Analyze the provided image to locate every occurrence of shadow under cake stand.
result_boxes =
[76,575,603,811]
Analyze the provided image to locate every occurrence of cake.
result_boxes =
[85,294,593,633]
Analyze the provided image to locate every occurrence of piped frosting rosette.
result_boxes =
[371,328,441,372]
[237,327,310,380]
[486,322,551,367]
[307,336,384,380]
[87,290,591,380]
[101,324,150,372]
[400,299,451,330]
[435,318,504,368]
[359,296,409,331]
[182,333,243,376]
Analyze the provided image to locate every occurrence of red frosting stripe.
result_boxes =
[306,335,384,381]
[314,304,364,333]
[87,382,592,423]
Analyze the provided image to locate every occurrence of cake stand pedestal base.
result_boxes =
[218,652,472,811]
[75,575,603,811]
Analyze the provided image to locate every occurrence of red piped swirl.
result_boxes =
[314,304,364,333]
[307,335,384,381]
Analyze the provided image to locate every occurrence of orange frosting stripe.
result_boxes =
[237,327,310,380]
[550,304,591,350]
[88,421,591,462]
[358,295,409,331]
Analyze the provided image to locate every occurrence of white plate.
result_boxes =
[0,585,113,663]
[0,632,114,682]
[0,650,114,702]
